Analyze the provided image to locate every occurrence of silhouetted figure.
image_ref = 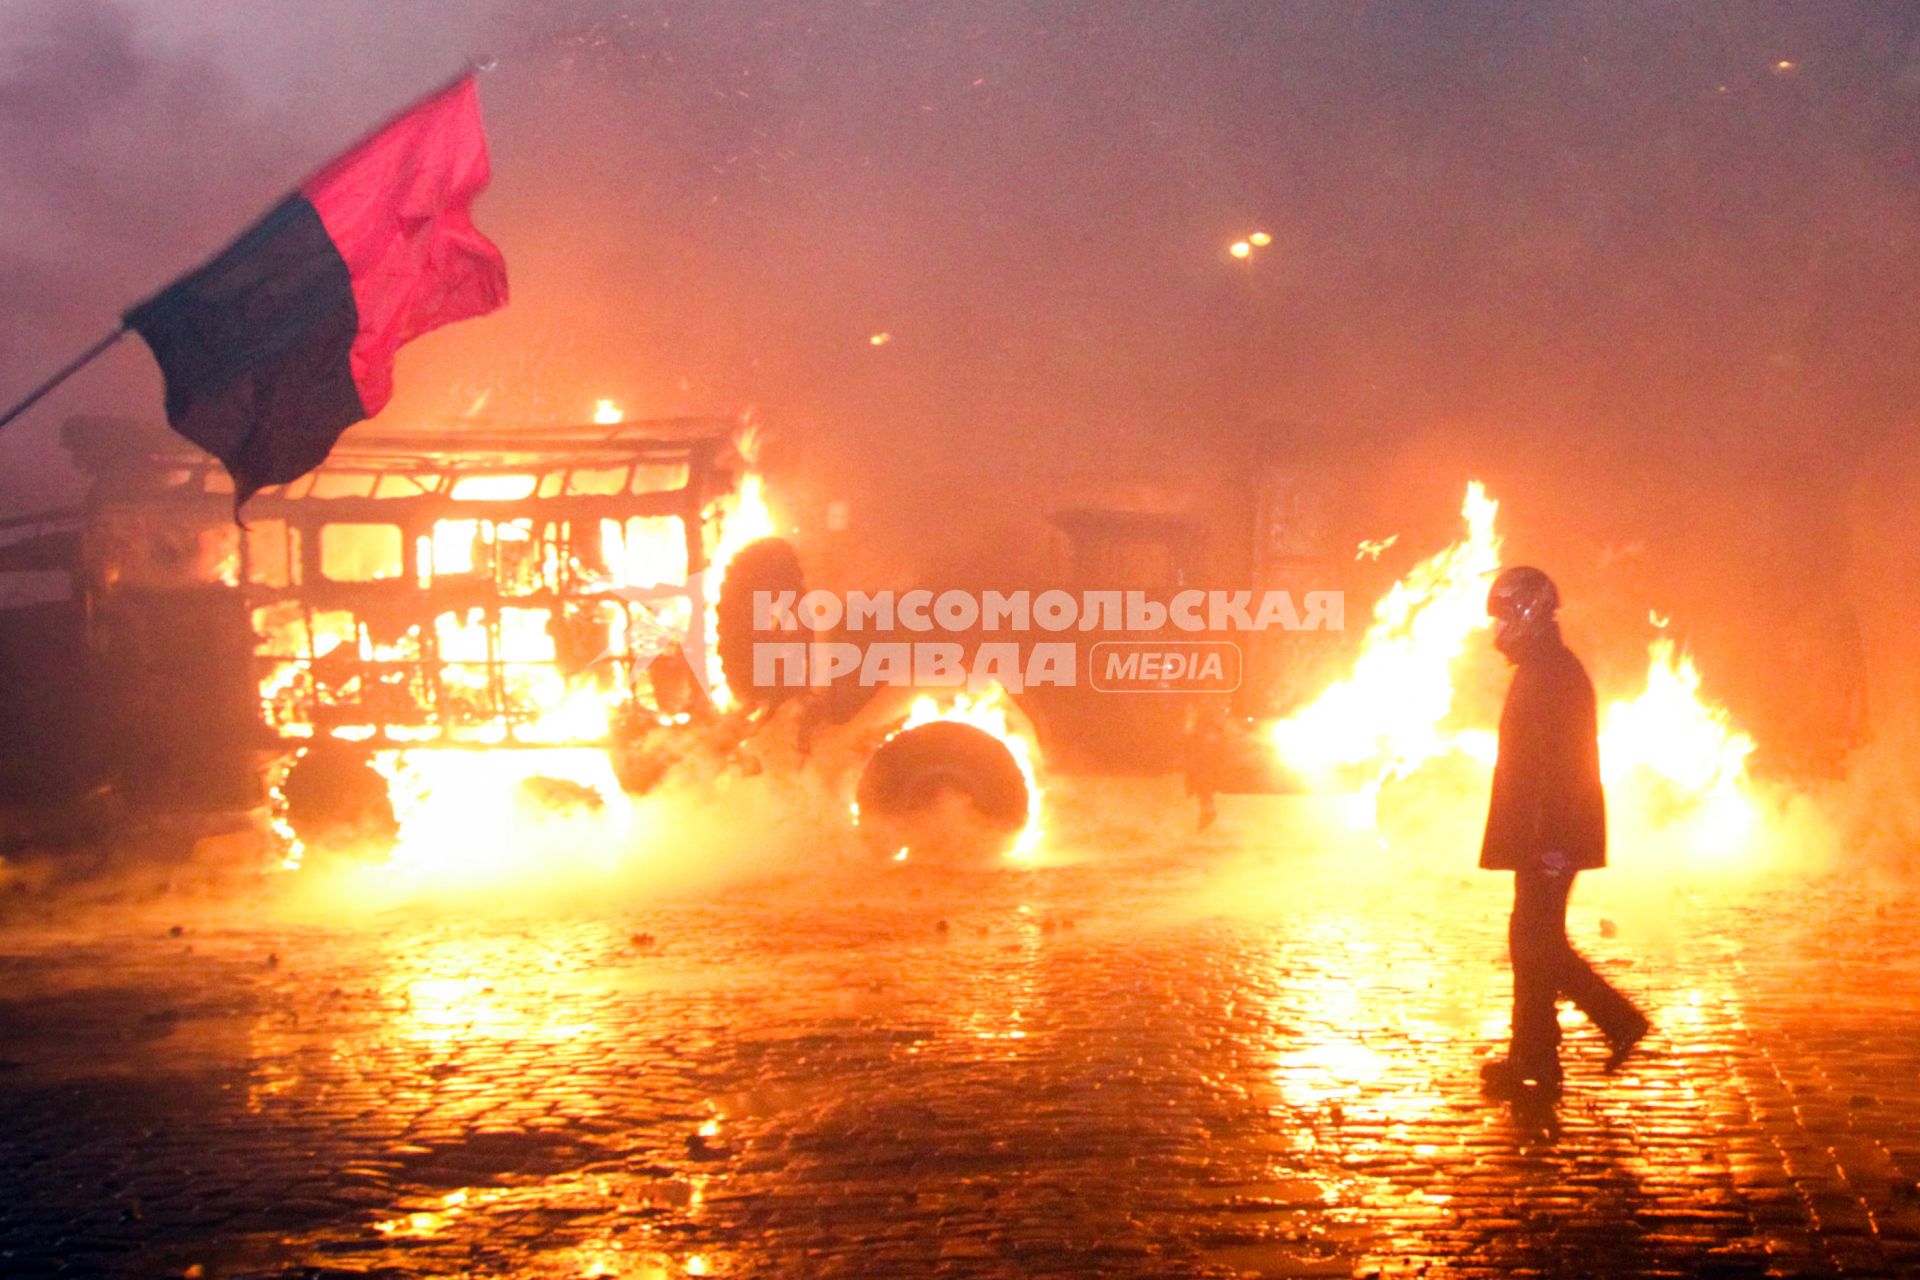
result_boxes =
[1478,567,1648,1098]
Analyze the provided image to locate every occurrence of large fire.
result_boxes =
[1270,482,1763,859]
[371,746,634,887]
[269,454,1750,883]
[267,411,778,877]
[1599,637,1758,854]
[1271,482,1503,780]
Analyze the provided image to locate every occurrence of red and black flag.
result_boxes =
[124,74,507,504]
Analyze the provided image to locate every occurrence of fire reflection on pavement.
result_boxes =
[0,813,1908,1278]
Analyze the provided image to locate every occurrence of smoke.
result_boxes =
[7,2,1920,560]
[0,1,258,505]
[1817,443,1920,875]
[0,0,495,507]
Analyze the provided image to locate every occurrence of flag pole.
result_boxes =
[0,324,128,434]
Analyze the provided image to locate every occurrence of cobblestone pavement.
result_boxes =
[0,795,1917,1279]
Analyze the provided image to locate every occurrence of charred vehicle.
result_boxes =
[53,413,798,857]
[1031,459,1352,824]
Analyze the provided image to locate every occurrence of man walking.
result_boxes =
[1478,566,1649,1098]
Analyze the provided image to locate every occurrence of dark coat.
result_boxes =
[1480,626,1607,872]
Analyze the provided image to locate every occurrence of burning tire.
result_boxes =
[716,536,806,714]
[854,719,1031,864]
[279,740,398,858]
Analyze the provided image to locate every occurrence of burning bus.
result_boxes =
[53,411,799,864]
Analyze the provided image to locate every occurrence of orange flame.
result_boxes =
[702,472,777,712]
[1272,482,1501,782]
[372,747,633,887]
[856,684,1046,860]
[1600,638,1758,855]
[1272,481,1762,857]
[260,422,773,877]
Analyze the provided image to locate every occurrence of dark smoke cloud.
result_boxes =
[0,0,492,506]
[0,0,282,505]
[3,0,1920,756]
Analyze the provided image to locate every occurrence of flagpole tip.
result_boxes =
[468,54,499,75]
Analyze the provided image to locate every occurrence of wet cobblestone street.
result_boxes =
[1,802,1916,1279]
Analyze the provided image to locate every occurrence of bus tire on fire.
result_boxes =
[716,536,807,714]
[278,740,400,859]
[854,719,1031,864]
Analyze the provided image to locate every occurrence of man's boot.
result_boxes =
[1603,1011,1650,1074]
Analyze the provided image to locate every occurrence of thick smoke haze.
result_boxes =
[4,0,1920,767]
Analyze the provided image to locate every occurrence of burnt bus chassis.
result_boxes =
[62,416,748,810]
[42,416,1042,863]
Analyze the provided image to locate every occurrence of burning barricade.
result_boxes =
[67,411,767,868]
[1261,481,1768,864]
[29,409,1800,889]
[53,411,1052,883]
